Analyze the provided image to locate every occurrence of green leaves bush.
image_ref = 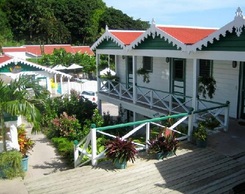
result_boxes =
[51,137,74,164]
[0,150,24,179]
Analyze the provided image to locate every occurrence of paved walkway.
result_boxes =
[0,132,70,194]
[0,118,244,194]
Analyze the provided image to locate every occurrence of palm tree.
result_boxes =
[0,76,46,151]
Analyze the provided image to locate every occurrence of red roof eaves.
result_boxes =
[3,44,94,56]
[0,55,12,63]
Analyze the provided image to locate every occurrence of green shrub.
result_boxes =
[0,150,24,179]
[51,137,74,164]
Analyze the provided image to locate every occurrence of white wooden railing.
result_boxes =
[99,79,192,114]
[74,113,191,168]
[74,100,230,168]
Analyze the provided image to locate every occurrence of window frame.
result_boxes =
[143,56,153,73]
[199,59,213,77]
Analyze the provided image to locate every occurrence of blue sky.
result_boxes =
[103,0,245,28]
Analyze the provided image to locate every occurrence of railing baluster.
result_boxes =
[91,125,97,166]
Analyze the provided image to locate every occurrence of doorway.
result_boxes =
[171,58,186,102]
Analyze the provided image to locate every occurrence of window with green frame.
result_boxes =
[143,56,153,72]
[199,59,213,77]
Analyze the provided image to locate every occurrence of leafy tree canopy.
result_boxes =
[0,0,149,46]
[32,48,96,74]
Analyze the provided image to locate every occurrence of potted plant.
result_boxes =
[193,123,208,148]
[105,137,137,169]
[202,116,220,130]
[18,124,35,171]
[147,129,178,160]
[137,68,150,83]
[198,76,216,99]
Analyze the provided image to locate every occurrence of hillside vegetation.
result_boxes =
[0,0,149,46]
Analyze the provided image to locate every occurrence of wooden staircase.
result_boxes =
[24,143,245,194]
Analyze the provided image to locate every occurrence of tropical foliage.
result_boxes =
[147,129,179,159]
[0,76,46,151]
[17,124,35,157]
[105,137,137,164]
[51,112,81,141]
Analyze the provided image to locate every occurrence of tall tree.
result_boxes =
[99,7,149,30]
[0,8,13,50]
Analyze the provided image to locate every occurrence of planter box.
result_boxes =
[22,156,29,172]
[114,159,127,169]
[156,151,175,160]
[196,139,207,148]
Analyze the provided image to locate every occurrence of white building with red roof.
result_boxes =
[0,44,94,96]
[92,7,245,134]
[2,44,94,60]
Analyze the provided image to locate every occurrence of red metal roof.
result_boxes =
[2,47,26,52]
[110,31,144,45]
[3,45,94,56]
[157,26,217,44]
[0,55,12,63]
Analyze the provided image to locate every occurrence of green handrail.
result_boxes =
[193,101,230,114]
[96,112,189,132]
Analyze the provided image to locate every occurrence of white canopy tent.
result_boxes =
[67,63,83,70]
[100,67,116,76]
[52,64,67,70]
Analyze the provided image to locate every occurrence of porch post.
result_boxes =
[54,74,57,95]
[67,77,71,96]
[192,58,199,123]
[60,75,63,95]
[91,124,97,166]
[224,101,230,131]
[74,140,79,168]
[96,54,102,114]
[188,112,194,141]
[133,55,137,104]
[46,77,52,95]
[146,122,150,150]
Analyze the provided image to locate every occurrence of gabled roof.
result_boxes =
[0,55,72,78]
[156,26,217,45]
[129,21,217,51]
[3,44,94,57]
[91,26,144,50]
[92,7,245,53]
[110,31,145,45]
[0,55,12,63]
[191,7,245,52]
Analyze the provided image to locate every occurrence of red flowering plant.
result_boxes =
[147,128,178,159]
[51,112,81,140]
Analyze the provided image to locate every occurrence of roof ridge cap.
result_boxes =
[156,25,218,30]
[109,29,145,32]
